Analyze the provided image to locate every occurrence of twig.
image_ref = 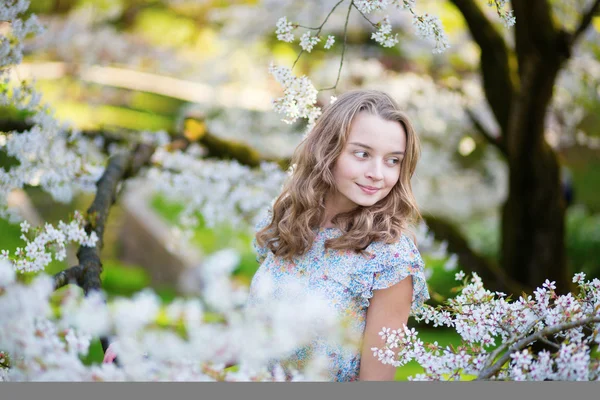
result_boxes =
[292,0,346,70]
[352,2,378,28]
[538,336,560,350]
[319,0,353,91]
[291,49,305,70]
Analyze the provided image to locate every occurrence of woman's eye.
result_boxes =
[354,151,368,158]
[387,158,400,165]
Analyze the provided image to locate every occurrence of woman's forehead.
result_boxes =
[347,113,406,151]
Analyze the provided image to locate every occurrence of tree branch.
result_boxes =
[53,265,85,291]
[450,0,514,134]
[46,143,155,358]
[423,214,529,295]
[570,0,600,47]
[77,146,150,295]
[465,108,507,158]
[476,316,600,380]
[478,318,541,375]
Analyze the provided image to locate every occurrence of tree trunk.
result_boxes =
[501,54,570,292]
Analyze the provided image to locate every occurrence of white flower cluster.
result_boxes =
[324,35,335,49]
[354,0,389,14]
[0,0,107,222]
[0,254,352,381]
[275,16,295,42]
[372,16,399,48]
[392,0,416,9]
[299,32,321,53]
[354,0,450,53]
[372,272,600,381]
[0,211,98,273]
[0,1,43,70]
[411,13,450,54]
[144,146,288,250]
[268,63,322,128]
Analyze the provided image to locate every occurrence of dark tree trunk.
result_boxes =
[502,59,569,291]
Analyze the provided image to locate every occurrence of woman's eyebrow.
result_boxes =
[348,142,404,155]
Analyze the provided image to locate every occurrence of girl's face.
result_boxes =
[327,111,406,214]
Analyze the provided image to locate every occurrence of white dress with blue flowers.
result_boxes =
[245,214,430,382]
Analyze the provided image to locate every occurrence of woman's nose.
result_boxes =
[365,161,384,181]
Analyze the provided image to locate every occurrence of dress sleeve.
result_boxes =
[251,208,273,264]
[370,234,430,315]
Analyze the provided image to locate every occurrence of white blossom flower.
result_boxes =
[268,63,321,128]
[324,35,335,49]
[371,16,399,48]
[454,270,465,281]
[275,16,295,42]
[573,272,586,284]
[412,13,450,54]
[299,32,321,53]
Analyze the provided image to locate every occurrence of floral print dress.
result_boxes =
[245,213,430,382]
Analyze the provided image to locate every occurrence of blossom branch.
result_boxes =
[478,318,542,375]
[476,316,600,380]
[352,3,378,28]
[291,0,346,69]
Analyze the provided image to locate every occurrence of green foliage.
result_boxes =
[566,206,600,278]
[424,255,460,301]
[101,259,152,298]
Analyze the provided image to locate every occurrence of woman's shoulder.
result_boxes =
[366,231,421,261]
[253,206,273,233]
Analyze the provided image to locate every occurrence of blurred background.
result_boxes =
[1,0,599,379]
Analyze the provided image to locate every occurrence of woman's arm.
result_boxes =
[358,276,413,381]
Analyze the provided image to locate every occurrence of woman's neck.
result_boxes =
[321,192,357,228]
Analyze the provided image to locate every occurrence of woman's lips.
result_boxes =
[356,183,380,195]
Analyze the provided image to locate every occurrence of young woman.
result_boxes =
[246,89,429,381]
[104,89,429,381]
